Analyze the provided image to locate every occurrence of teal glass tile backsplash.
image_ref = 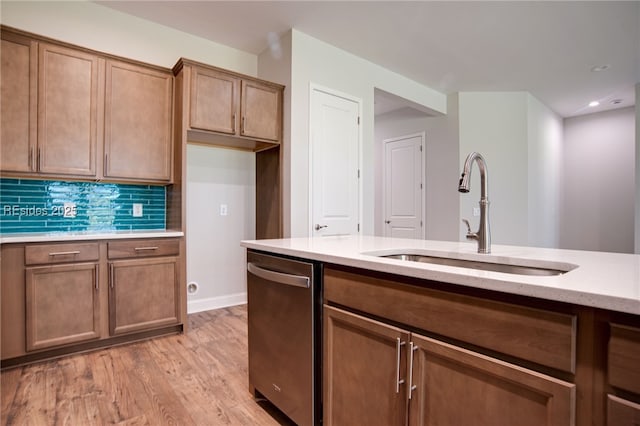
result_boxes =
[0,178,166,234]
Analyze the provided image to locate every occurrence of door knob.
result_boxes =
[385,220,391,224]
[314,224,328,231]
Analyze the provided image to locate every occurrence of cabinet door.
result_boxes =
[109,257,179,335]
[1,33,37,173]
[104,60,172,182]
[607,394,640,426]
[240,80,281,142]
[189,66,238,134]
[407,333,575,426]
[324,305,409,426]
[25,263,100,351]
[38,43,100,176]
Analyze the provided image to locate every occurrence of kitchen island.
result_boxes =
[241,236,640,426]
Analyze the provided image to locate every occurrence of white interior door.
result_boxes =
[383,133,424,239]
[310,87,360,236]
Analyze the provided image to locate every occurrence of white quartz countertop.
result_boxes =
[0,230,184,244]
[241,236,640,315]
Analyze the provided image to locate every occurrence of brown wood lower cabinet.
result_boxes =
[25,262,100,351]
[1,238,185,368]
[607,395,640,425]
[324,305,408,425]
[324,305,575,426]
[109,257,179,335]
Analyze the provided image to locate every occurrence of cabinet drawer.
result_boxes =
[324,267,577,374]
[607,395,640,425]
[25,242,99,265]
[108,239,179,259]
[608,324,640,394]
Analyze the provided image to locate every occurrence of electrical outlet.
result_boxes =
[473,207,480,217]
[220,204,228,216]
[133,203,143,217]
[63,202,76,218]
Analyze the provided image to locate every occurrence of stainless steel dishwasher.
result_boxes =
[247,250,321,426]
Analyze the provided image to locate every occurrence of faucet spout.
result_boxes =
[459,152,491,254]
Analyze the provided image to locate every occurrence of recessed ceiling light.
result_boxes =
[591,65,611,72]
[588,101,600,107]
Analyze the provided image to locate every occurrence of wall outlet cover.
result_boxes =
[220,204,228,216]
[133,203,144,217]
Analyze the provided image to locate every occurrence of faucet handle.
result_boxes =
[462,218,472,234]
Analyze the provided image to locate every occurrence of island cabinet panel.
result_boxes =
[26,262,100,351]
[104,60,173,182]
[324,306,409,426]
[607,395,640,426]
[0,32,36,173]
[606,323,640,425]
[408,333,575,426]
[108,256,179,336]
[37,42,100,177]
[324,267,577,374]
[608,324,640,395]
[324,304,575,426]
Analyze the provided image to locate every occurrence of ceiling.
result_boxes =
[97,1,639,118]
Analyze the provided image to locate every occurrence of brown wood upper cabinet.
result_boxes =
[38,43,101,177]
[104,60,173,182]
[1,26,174,183]
[1,31,36,173]
[1,32,100,177]
[176,59,283,151]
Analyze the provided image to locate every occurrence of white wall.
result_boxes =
[1,1,260,312]
[527,96,563,248]
[457,92,563,248]
[373,95,459,241]
[458,92,529,245]
[636,84,640,254]
[561,107,635,253]
[186,145,255,312]
[288,30,447,237]
[0,1,256,73]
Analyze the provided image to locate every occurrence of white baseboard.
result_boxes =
[187,292,247,314]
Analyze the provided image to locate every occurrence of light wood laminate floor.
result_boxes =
[1,305,296,425]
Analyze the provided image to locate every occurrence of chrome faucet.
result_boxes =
[458,152,491,254]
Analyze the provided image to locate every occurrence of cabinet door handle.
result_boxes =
[37,147,41,171]
[408,341,418,399]
[94,264,99,290]
[48,250,81,256]
[109,264,114,289]
[241,116,245,134]
[28,147,33,170]
[232,113,236,131]
[395,337,406,393]
[134,246,159,251]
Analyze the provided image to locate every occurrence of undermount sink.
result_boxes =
[377,253,576,276]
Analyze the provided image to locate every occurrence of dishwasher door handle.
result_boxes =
[247,262,310,288]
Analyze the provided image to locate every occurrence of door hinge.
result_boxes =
[357,223,360,232]
[357,169,360,178]
[357,116,360,125]
[420,145,423,152]
[420,183,423,189]
[420,221,423,227]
